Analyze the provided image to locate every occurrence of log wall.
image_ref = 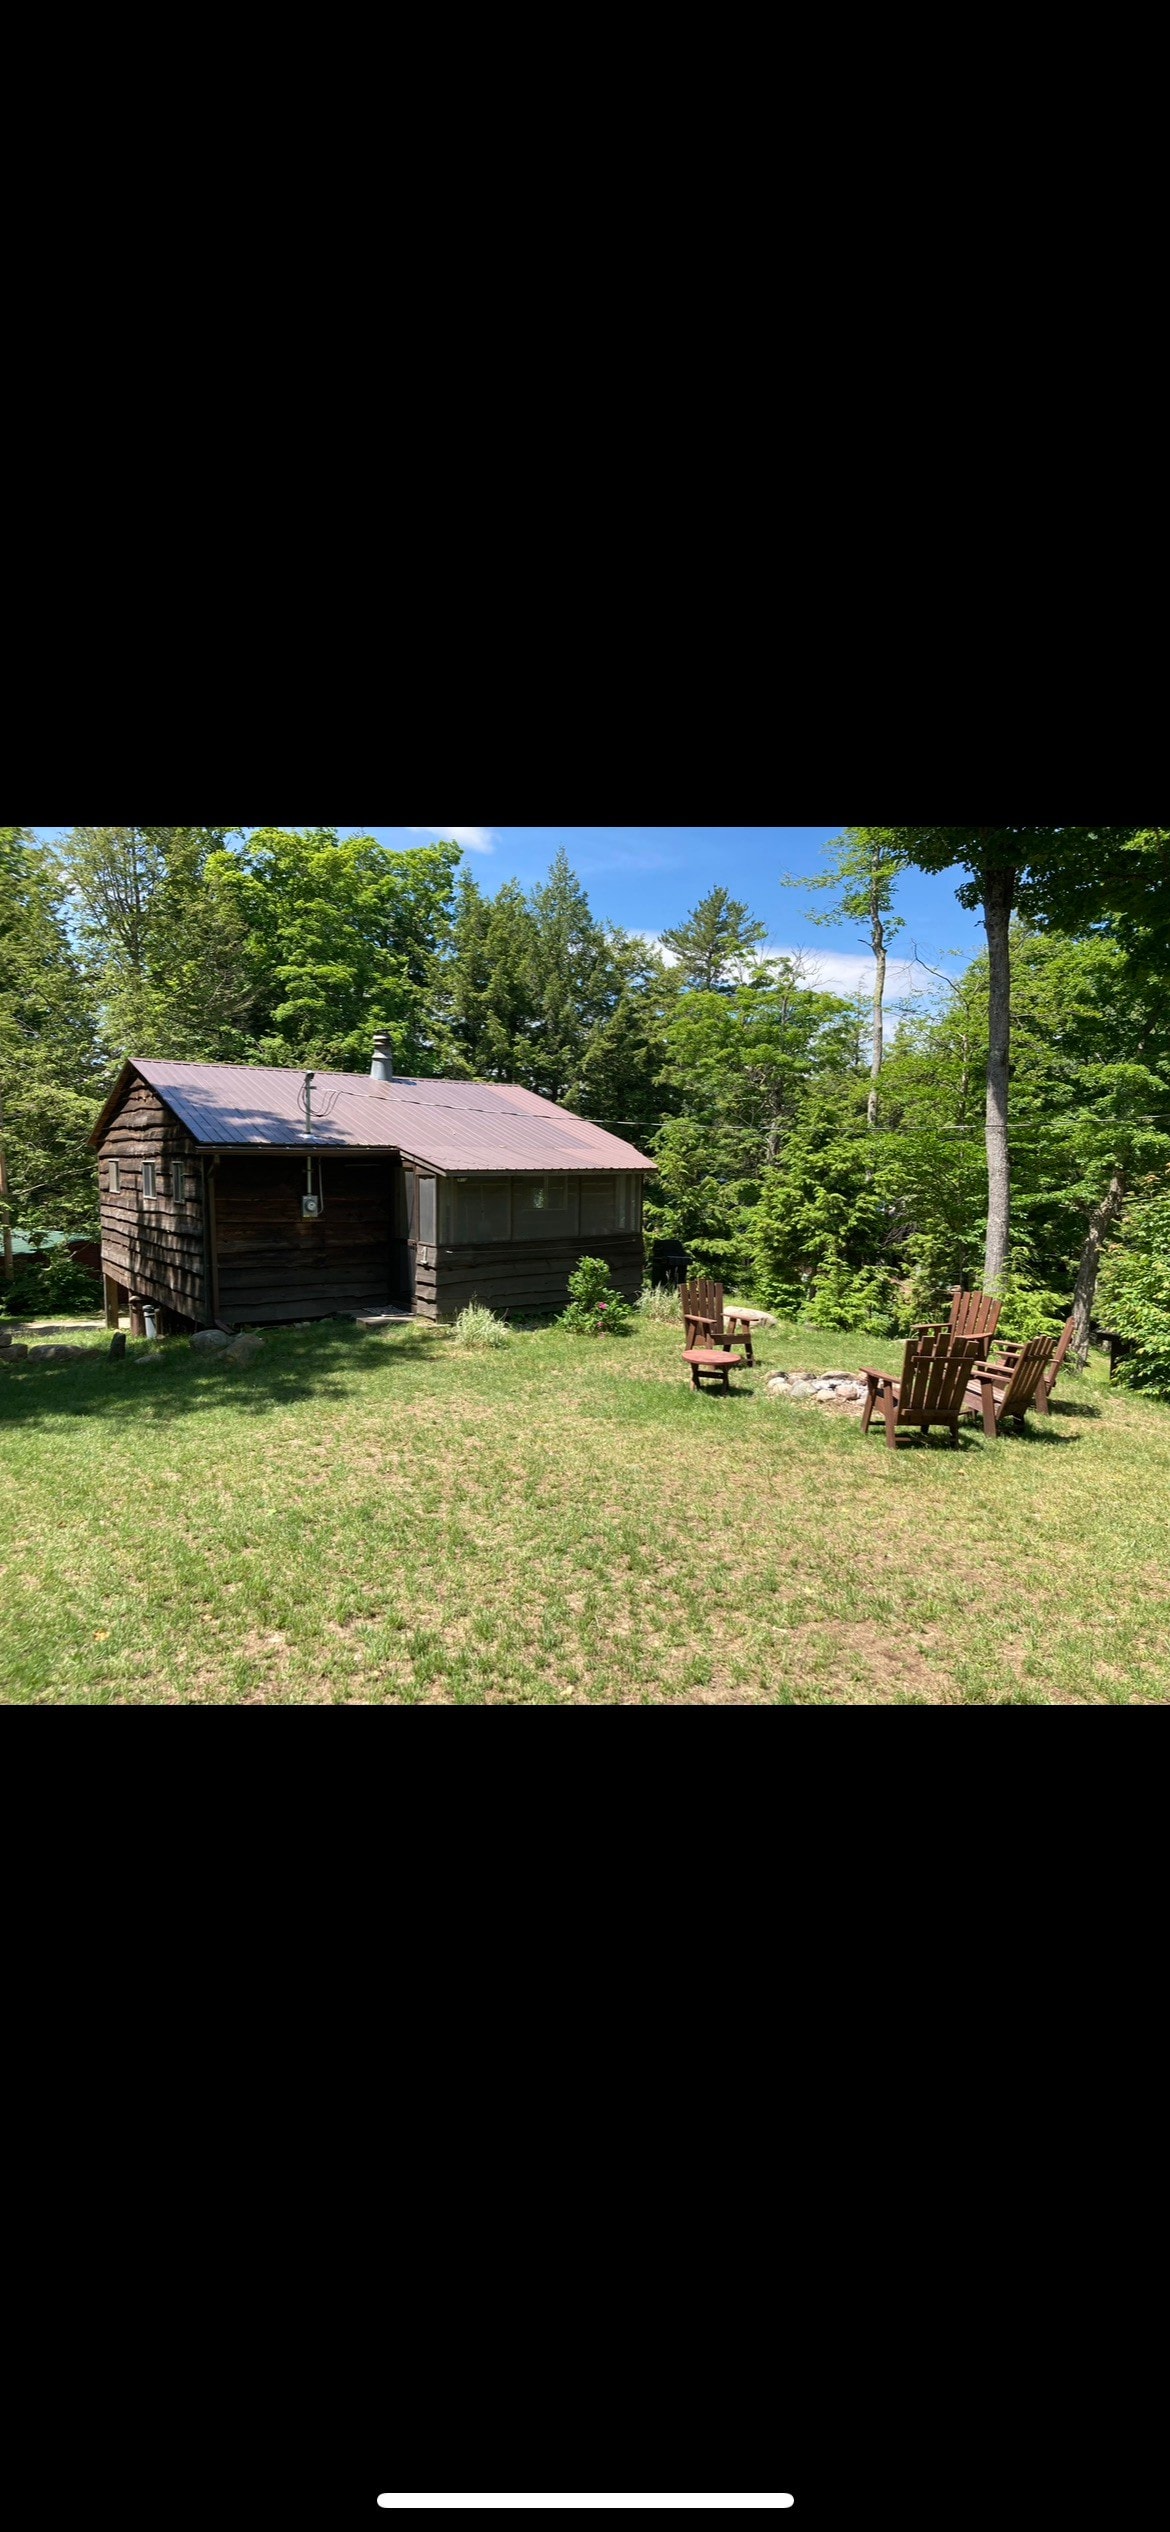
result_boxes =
[415,1232,645,1321]
[213,1153,394,1322]
[98,1077,206,1326]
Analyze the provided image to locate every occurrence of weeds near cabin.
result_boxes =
[638,1283,680,1321]
[452,1303,511,1349]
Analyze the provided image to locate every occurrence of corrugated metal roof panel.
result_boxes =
[112,1061,654,1172]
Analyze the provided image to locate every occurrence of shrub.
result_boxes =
[638,1283,680,1321]
[1097,1196,1170,1398]
[1,1246,101,1318]
[799,1255,898,1335]
[558,1255,633,1337]
[452,1303,510,1349]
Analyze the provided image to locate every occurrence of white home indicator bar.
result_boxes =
[376,2502,795,2513]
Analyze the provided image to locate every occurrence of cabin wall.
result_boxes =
[98,1078,206,1326]
[212,1153,394,1323]
[411,1173,646,1321]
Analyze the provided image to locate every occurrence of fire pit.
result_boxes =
[766,1369,867,1409]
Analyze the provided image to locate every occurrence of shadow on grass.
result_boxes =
[994,1420,1081,1444]
[0,1323,447,1430]
[1049,1397,1102,1418]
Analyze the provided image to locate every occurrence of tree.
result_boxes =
[1,827,102,1255]
[209,829,462,1072]
[526,850,623,1104]
[53,826,253,1061]
[660,887,767,991]
[880,829,1150,1287]
[785,829,904,1128]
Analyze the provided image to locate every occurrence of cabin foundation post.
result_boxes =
[128,1293,147,1339]
[104,1274,121,1329]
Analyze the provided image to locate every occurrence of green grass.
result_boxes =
[2,1315,1167,1705]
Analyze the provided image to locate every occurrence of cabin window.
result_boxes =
[108,1160,120,1194]
[171,1160,185,1203]
[142,1163,157,1199]
[580,1176,616,1236]
[417,1176,437,1245]
[514,1175,570,1236]
[455,1177,510,1243]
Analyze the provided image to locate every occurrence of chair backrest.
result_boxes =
[1048,1312,1077,1381]
[996,1333,1055,1416]
[948,1287,1002,1342]
[898,1332,984,1420]
[681,1278,724,1341]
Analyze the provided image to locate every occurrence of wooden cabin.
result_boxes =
[89,1050,654,1331]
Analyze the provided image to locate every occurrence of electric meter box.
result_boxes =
[302,1193,321,1217]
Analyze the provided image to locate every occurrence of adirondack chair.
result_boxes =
[860,1333,985,1449]
[983,1312,1076,1405]
[681,1278,754,1366]
[963,1333,1056,1435]
[913,1286,1002,1347]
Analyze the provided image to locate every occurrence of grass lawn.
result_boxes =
[2,1311,1168,1705]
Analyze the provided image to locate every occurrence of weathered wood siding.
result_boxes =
[98,1076,206,1325]
[213,1153,393,1323]
[416,1233,644,1321]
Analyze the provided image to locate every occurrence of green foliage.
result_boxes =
[1,1243,101,1318]
[1098,1196,1170,1397]
[207,828,461,1071]
[2,829,103,1238]
[558,1256,633,1336]
[452,1303,511,1349]
[660,887,767,990]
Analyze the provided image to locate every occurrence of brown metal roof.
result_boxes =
[90,1060,655,1174]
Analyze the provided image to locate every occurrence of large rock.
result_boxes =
[1,1342,28,1361]
[27,1343,93,1364]
[132,1346,166,1367]
[191,1328,231,1352]
[0,1331,14,1350]
[224,1334,265,1367]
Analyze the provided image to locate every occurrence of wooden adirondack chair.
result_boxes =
[963,1333,1056,1435]
[913,1287,1002,1347]
[984,1312,1076,1405]
[681,1278,754,1366]
[860,1333,985,1449]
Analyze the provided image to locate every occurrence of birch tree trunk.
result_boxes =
[1069,1165,1127,1365]
[982,864,1016,1287]
[867,896,887,1131]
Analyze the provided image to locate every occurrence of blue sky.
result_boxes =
[32,825,984,1001]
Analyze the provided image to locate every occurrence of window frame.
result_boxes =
[141,1161,157,1200]
[171,1159,185,1204]
[108,1159,120,1195]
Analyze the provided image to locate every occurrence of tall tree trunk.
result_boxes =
[867,894,887,1131]
[1070,1165,1127,1365]
[982,864,1016,1287]
[0,1085,13,1281]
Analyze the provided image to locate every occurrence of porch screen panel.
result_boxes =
[513,1177,571,1238]
[580,1177,616,1236]
[457,1177,510,1242]
[418,1177,437,1244]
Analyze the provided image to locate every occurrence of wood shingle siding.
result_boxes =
[98,1078,206,1325]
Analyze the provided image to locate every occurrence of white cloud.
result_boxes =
[773,947,926,999]
[633,935,929,998]
[408,825,494,854]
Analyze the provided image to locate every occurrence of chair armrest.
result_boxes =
[859,1368,890,1385]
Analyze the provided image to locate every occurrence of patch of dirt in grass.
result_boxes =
[789,1619,956,1703]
